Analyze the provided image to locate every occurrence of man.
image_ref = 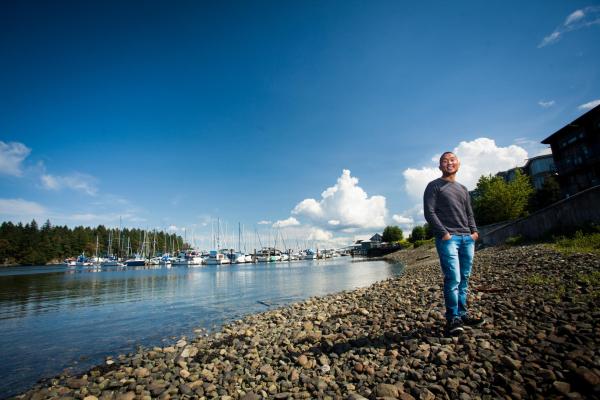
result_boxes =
[424,151,485,335]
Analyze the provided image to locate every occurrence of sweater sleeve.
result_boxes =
[423,182,448,237]
[465,189,477,233]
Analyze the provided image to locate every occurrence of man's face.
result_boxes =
[439,153,460,176]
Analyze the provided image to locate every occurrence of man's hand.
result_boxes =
[441,233,452,241]
[470,232,479,241]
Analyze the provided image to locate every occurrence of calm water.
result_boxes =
[0,258,403,398]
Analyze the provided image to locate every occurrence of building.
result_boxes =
[542,104,600,197]
[496,166,523,183]
[354,233,384,253]
[370,233,383,243]
[495,154,555,190]
[523,154,556,190]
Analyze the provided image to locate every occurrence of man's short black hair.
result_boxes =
[439,151,456,164]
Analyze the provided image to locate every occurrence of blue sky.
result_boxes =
[1,0,599,248]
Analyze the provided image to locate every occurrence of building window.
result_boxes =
[560,130,583,148]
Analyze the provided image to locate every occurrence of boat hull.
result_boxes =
[125,260,145,267]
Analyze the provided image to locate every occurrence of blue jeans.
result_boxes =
[435,234,475,320]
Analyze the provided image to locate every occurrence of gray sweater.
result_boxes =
[423,178,477,238]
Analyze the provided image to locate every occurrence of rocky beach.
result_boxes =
[15,244,600,400]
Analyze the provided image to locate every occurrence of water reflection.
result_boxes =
[0,258,403,398]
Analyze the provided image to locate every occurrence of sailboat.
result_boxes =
[206,218,231,265]
[102,231,123,267]
[124,236,146,266]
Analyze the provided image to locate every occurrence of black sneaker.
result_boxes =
[461,313,486,327]
[446,317,464,335]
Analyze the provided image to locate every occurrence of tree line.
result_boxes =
[0,220,185,266]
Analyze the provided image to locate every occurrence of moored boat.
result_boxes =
[124,254,145,267]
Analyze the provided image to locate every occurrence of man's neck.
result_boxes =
[441,173,456,182]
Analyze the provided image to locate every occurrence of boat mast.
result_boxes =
[117,217,121,260]
[217,218,221,251]
[152,230,157,257]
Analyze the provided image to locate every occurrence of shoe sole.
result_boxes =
[463,319,486,327]
[447,326,464,336]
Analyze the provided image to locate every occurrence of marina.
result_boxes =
[62,222,355,269]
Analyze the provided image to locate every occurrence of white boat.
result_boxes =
[65,258,77,267]
[75,253,94,266]
[171,257,190,266]
[188,251,205,265]
[244,254,254,263]
[101,231,123,267]
[159,254,173,265]
[304,249,317,260]
[229,252,246,264]
[101,256,123,267]
[256,248,274,262]
[206,250,231,265]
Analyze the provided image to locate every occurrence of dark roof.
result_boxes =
[542,104,600,144]
[524,153,554,167]
[370,233,383,241]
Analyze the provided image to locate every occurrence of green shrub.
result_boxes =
[413,238,434,248]
[505,235,524,246]
[553,231,600,254]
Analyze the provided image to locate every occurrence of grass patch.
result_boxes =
[524,273,566,302]
[524,274,558,286]
[577,270,600,286]
[413,238,434,248]
[552,231,600,254]
[505,235,524,246]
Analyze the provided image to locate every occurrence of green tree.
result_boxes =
[472,169,534,225]
[409,225,426,242]
[382,226,403,242]
[529,175,562,212]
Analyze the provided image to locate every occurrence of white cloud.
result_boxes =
[403,167,441,200]
[41,173,98,196]
[403,138,528,201]
[539,6,600,48]
[514,137,552,158]
[56,212,146,226]
[536,147,553,156]
[0,141,31,177]
[565,9,585,25]
[257,220,272,225]
[539,31,561,48]
[578,99,600,110]
[0,198,46,219]
[538,100,555,108]
[308,227,333,242]
[392,214,414,225]
[272,217,300,228]
[292,169,387,230]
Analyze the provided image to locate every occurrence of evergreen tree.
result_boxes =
[0,221,184,266]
